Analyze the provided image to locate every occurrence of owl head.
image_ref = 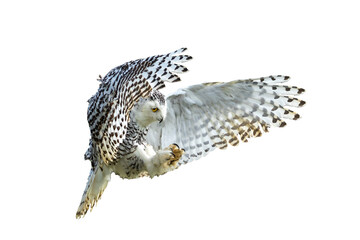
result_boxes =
[131,90,167,129]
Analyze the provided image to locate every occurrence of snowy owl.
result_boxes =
[76,48,306,218]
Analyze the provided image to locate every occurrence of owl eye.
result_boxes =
[152,108,158,112]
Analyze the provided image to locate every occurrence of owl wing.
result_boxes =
[146,75,306,164]
[87,48,192,164]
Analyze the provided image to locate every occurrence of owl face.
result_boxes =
[143,99,167,123]
[132,98,167,129]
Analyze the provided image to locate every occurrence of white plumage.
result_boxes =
[76,48,305,218]
[147,75,305,164]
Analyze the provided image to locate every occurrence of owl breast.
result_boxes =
[110,119,149,179]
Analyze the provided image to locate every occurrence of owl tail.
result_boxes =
[76,164,111,218]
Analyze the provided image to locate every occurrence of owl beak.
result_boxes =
[159,117,163,123]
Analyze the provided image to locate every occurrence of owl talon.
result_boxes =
[163,144,185,167]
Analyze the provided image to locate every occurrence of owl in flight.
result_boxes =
[76,48,305,218]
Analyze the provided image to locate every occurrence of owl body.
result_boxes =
[76,48,306,218]
[111,118,148,179]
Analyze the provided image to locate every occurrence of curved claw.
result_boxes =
[172,143,179,148]
[170,152,175,158]
[181,148,186,152]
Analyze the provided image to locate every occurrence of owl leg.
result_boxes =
[152,144,184,177]
[137,144,184,178]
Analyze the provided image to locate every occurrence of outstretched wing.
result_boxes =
[146,75,305,164]
[87,48,192,164]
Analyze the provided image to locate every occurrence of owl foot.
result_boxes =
[164,144,185,167]
[144,144,185,177]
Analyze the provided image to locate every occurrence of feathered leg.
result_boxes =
[76,163,111,218]
[136,144,184,178]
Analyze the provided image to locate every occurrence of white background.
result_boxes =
[1,0,359,239]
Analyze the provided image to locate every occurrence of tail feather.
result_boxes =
[76,164,111,218]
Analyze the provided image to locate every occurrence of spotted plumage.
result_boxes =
[76,48,305,218]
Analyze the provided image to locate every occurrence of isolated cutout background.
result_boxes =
[1,0,359,239]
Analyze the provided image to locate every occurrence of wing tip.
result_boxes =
[298,88,306,94]
[171,47,188,55]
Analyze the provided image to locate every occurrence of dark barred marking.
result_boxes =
[149,90,166,105]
